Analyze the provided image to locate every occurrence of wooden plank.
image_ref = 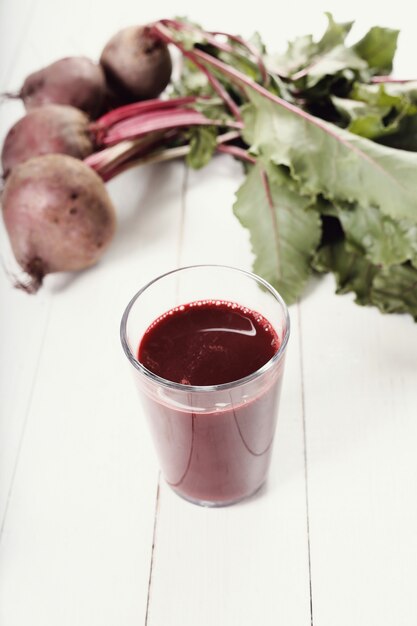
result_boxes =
[0,161,186,625]
[0,266,52,526]
[176,157,250,268]
[0,0,53,527]
[299,276,417,625]
[0,0,40,86]
[146,157,312,625]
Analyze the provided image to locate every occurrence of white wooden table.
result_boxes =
[1,2,417,624]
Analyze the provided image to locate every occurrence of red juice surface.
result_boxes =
[137,300,284,505]
[139,300,279,386]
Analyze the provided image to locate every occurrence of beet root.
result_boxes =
[18,56,106,119]
[1,105,94,178]
[2,154,116,292]
[100,25,172,105]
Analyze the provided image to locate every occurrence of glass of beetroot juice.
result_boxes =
[120,265,290,507]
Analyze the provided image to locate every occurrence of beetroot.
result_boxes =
[100,25,172,105]
[1,105,94,178]
[17,56,106,119]
[2,154,116,292]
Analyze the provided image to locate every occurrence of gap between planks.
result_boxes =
[176,163,189,269]
[145,478,161,626]
[297,301,314,626]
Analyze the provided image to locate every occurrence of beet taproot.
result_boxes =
[1,154,116,292]
[1,105,94,178]
[16,56,106,119]
[99,25,172,106]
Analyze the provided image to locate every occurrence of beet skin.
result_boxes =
[20,56,106,119]
[2,154,116,292]
[1,105,94,178]
[100,25,172,106]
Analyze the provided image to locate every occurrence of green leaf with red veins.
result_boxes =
[266,12,353,77]
[186,126,218,169]
[335,202,417,266]
[243,91,417,224]
[330,83,417,139]
[353,26,399,74]
[266,34,316,77]
[313,240,417,319]
[304,45,368,88]
[317,13,354,52]
[233,163,321,304]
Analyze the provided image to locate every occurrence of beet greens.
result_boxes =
[2,14,417,319]
[146,16,417,320]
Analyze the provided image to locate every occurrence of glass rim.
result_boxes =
[120,264,290,393]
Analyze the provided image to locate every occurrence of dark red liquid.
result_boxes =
[138,301,284,504]
[139,300,279,386]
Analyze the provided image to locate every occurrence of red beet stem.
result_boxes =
[152,20,311,120]
[153,22,243,122]
[101,109,242,145]
[208,31,269,85]
[216,144,256,163]
[87,130,179,180]
[157,24,339,138]
[371,76,417,84]
[86,130,241,181]
[158,19,268,87]
[92,95,201,130]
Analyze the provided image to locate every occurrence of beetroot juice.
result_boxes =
[139,301,279,386]
[121,265,290,507]
[137,300,284,505]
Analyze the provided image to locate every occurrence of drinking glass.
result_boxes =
[120,265,290,506]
